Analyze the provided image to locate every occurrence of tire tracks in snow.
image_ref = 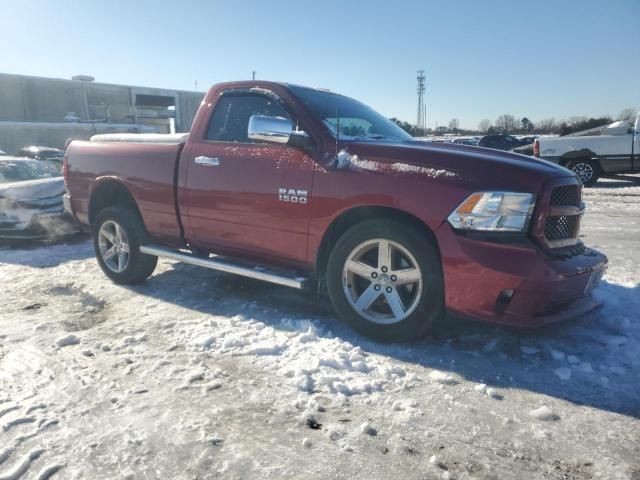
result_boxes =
[0,400,63,479]
[0,449,43,480]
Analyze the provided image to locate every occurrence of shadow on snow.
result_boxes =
[0,234,92,267]
[129,263,640,419]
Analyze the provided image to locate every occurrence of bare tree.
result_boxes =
[617,107,638,121]
[536,118,557,134]
[566,116,588,126]
[495,114,516,133]
[448,118,460,132]
[478,119,491,133]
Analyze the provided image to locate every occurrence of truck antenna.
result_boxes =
[335,105,340,157]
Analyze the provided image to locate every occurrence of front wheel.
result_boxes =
[93,206,157,284]
[326,219,444,342]
[567,159,600,187]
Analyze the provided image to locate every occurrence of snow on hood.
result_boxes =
[0,177,64,201]
[334,149,459,179]
[333,140,571,186]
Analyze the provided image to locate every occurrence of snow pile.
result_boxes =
[359,421,377,436]
[55,334,79,347]
[428,370,458,385]
[183,315,409,397]
[486,387,501,399]
[529,405,559,421]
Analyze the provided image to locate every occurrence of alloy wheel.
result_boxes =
[342,239,423,325]
[98,220,130,273]
[571,162,594,184]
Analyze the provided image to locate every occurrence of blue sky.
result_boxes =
[2,0,638,129]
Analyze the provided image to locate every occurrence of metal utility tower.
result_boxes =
[416,70,426,130]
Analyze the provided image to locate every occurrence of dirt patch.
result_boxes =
[544,459,593,480]
[46,284,109,331]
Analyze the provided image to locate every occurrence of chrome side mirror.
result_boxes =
[248,115,310,146]
[248,115,293,144]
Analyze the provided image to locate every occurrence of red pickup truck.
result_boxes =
[64,81,607,341]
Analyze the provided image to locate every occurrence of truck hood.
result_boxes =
[336,140,573,191]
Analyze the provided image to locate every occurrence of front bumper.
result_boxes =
[436,224,607,327]
[0,211,79,240]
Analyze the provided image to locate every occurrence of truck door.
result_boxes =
[598,133,634,172]
[180,89,315,268]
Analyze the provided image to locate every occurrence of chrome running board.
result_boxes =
[139,244,307,289]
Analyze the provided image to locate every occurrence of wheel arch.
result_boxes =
[315,206,440,279]
[559,149,600,168]
[89,178,144,227]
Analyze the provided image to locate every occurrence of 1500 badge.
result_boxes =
[278,188,308,204]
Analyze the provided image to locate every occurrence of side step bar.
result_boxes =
[139,244,307,290]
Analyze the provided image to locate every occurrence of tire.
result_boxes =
[566,159,600,187]
[93,206,157,284]
[326,219,444,342]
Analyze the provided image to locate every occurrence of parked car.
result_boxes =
[534,113,640,186]
[0,157,77,240]
[478,134,530,151]
[65,81,607,342]
[16,146,65,172]
[518,136,538,145]
[451,137,478,146]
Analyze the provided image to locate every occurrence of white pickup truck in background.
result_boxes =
[534,112,640,186]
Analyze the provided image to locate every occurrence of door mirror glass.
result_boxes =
[248,115,293,144]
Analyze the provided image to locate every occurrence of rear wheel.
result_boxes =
[566,159,600,187]
[326,219,444,342]
[93,207,157,284]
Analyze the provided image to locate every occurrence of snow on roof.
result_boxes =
[90,133,189,144]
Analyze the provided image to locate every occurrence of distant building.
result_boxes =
[0,72,204,153]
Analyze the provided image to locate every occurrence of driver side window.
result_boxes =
[206,93,291,143]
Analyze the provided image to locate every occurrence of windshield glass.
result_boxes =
[0,160,61,184]
[36,150,64,160]
[288,85,413,142]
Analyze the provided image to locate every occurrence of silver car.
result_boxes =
[0,157,77,240]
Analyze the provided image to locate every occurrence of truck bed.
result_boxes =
[90,133,190,144]
[65,139,185,244]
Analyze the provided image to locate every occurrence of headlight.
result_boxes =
[447,192,535,232]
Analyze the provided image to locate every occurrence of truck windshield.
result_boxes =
[288,85,413,142]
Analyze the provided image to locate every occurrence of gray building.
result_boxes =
[0,72,204,153]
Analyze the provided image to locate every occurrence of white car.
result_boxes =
[534,113,640,186]
[0,157,77,240]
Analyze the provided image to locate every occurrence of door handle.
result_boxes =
[195,156,220,166]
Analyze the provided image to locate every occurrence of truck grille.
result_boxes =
[535,181,583,248]
[545,215,578,240]
[550,185,581,207]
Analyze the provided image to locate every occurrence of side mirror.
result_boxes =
[248,115,292,144]
[248,115,311,147]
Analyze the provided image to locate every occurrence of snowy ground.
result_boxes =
[1,175,639,480]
